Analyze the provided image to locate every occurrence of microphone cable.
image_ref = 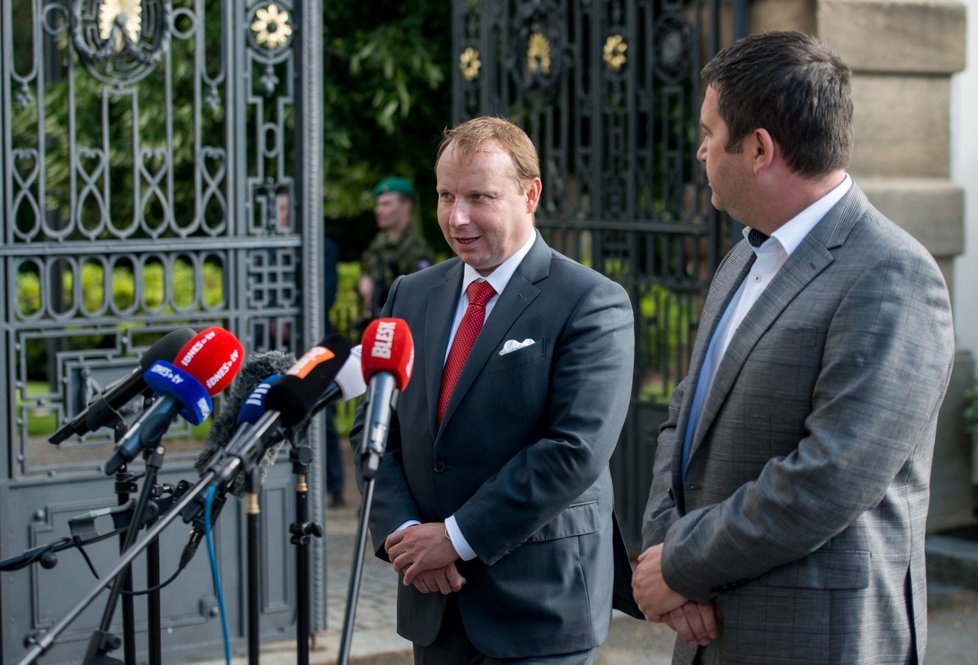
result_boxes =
[204,483,232,665]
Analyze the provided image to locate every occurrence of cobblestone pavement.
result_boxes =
[316,489,412,662]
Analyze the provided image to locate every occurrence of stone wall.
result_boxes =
[749,0,974,531]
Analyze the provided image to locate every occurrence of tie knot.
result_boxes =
[466,280,496,307]
[747,228,769,248]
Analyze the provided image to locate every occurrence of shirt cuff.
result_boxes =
[394,519,421,533]
[445,515,477,561]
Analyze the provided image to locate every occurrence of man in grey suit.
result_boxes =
[633,32,955,664]
[351,116,639,663]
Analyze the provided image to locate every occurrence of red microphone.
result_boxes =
[103,326,244,475]
[174,325,245,395]
[360,318,415,478]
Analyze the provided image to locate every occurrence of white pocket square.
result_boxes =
[500,338,536,356]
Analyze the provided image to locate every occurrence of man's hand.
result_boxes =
[662,602,719,647]
[410,564,467,594]
[385,522,459,586]
[632,543,688,620]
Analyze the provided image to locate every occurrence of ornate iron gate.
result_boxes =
[1,1,325,662]
[451,0,747,548]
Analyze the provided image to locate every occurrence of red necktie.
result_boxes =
[437,280,496,424]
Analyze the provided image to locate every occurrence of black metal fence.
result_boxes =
[450,0,747,548]
[1,1,325,661]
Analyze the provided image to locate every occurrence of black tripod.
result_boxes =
[288,438,323,665]
[82,442,169,665]
[17,465,225,665]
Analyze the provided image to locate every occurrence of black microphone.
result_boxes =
[263,334,354,429]
[208,335,352,490]
[103,327,245,475]
[49,328,196,444]
[176,350,296,569]
[292,343,367,414]
[194,350,296,496]
[359,319,415,478]
[68,500,161,542]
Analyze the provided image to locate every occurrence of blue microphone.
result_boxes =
[236,374,282,426]
[103,361,212,475]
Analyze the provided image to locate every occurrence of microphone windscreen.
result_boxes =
[361,318,415,391]
[265,334,352,428]
[175,326,245,396]
[333,345,366,401]
[139,328,197,370]
[142,361,213,425]
[195,350,295,479]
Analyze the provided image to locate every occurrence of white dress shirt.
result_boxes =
[681,175,852,476]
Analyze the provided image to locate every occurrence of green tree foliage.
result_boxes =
[324,2,452,260]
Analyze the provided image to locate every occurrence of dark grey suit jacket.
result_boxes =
[351,233,638,658]
[643,185,954,664]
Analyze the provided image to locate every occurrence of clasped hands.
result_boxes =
[632,543,718,647]
[385,522,466,595]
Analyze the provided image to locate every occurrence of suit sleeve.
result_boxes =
[661,242,954,601]
[453,277,635,565]
[641,376,687,547]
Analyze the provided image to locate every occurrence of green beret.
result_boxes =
[373,176,415,198]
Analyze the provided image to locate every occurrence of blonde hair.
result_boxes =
[435,116,540,191]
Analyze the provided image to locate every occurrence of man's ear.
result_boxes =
[750,128,776,175]
[525,177,543,213]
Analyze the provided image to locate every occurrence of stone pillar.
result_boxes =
[749,0,973,531]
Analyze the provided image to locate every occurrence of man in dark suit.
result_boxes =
[633,32,955,664]
[351,116,638,663]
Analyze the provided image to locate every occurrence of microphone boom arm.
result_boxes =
[17,470,222,665]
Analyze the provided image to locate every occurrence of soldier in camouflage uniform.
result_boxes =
[357,177,435,325]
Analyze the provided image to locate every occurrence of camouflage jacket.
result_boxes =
[360,228,435,316]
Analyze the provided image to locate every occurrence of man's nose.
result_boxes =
[448,202,469,227]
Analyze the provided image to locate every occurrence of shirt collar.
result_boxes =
[743,174,852,258]
[461,230,537,296]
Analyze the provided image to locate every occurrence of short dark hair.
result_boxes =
[702,31,853,177]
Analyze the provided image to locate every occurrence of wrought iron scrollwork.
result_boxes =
[511,0,563,95]
[71,0,171,84]
[652,13,692,84]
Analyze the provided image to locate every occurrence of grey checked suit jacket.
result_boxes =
[351,233,639,659]
[642,185,954,665]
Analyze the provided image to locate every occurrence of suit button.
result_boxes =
[433,461,445,473]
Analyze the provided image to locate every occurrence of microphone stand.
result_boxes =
[113,463,138,665]
[244,468,262,665]
[110,410,138,665]
[83,436,170,665]
[146,484,165,665]
[337,451,380,665]
[17,470,222,665]
[288,435,321,665]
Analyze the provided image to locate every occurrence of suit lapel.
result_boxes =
[684,186,866,470]
[672,244,755,493]
[436,234,548,434]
